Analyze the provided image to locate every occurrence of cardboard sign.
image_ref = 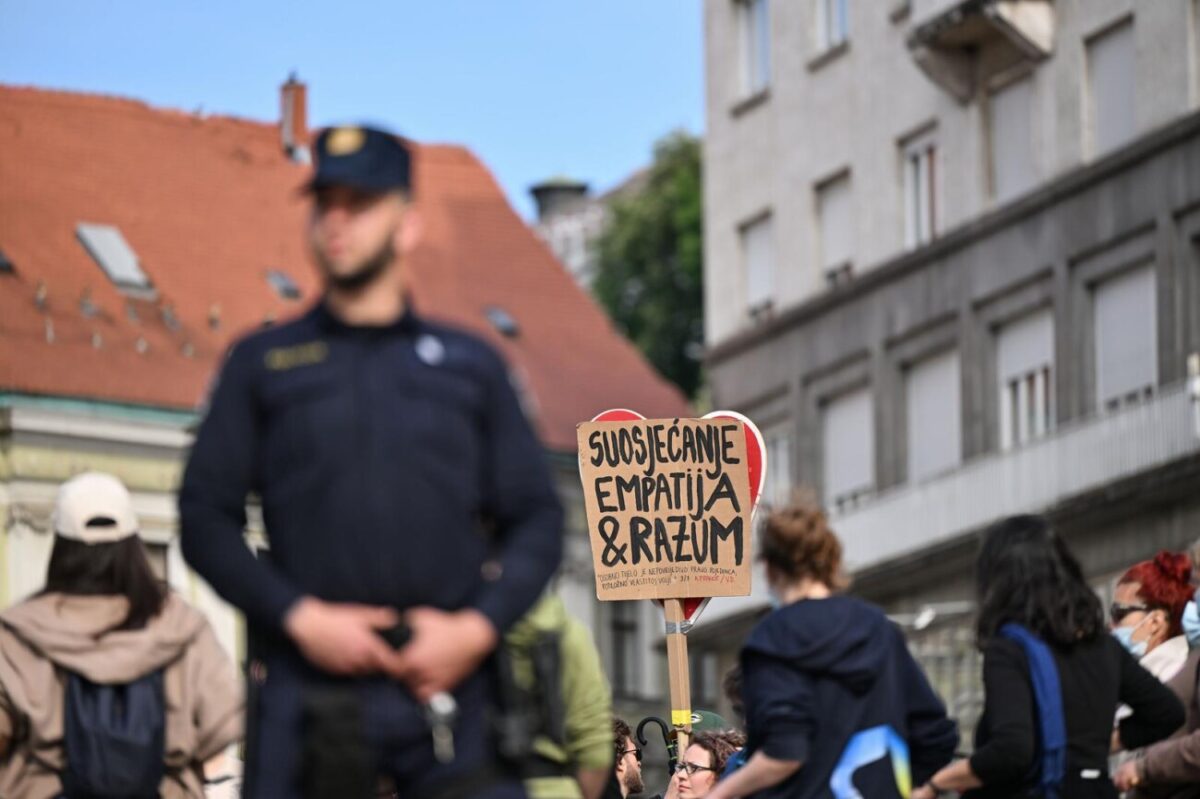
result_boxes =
[577,417,753,601]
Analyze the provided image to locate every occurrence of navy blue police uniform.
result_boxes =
[179,126,563,799]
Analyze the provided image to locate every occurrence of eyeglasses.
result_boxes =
[674,761,717,777]
[619,748,643,763]
[1110,603,1150,624]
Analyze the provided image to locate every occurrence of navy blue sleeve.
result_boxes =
[744,651,814,763]
[469,350,563,633]
[897,631,959,784]
[968,639,1036,786]
[179,342,303,631]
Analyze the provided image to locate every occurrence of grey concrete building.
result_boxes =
[696,0,1200,735]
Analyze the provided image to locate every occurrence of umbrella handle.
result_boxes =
[636,715,678,775]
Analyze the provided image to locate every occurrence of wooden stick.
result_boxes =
[664,598,692,757]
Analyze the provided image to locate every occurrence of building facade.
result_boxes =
[697,0,1200,735]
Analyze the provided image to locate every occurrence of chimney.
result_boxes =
[529,177,590,222]
[280,73,310,163]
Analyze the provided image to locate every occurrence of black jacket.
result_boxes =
[965,634,1185,799]
[740,596,958,799]
[179,302,563,637]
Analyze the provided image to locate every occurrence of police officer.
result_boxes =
[179,125,563,798]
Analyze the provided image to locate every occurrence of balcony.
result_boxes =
[834,380,1200,573]
[907,0,1054,102]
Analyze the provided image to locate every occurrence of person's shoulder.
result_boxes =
[223,307,324,365]
[838,595,891,624]
[981,633,1026,657]
[417,317,508,372]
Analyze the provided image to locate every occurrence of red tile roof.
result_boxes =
[0,85,690,451]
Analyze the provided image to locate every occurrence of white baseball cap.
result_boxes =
[52,472,139,544]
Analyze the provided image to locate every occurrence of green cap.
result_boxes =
[690,710,730,733]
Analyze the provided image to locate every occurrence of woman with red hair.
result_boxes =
[1109,550,1199,795]
[1110,551,1194,682]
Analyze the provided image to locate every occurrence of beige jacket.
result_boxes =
[0,592,243,799]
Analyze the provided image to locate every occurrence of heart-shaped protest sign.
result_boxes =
[589,408,767,624]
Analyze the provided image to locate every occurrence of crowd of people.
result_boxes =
[2,474,1200,798]
[601,510,1199,799]
[1,121,1198,798]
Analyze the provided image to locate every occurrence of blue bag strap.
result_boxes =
[998,623,1066,799]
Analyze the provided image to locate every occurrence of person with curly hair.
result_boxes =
[669,730,746,799]
[603,717,644,799]
[706,502,958,799]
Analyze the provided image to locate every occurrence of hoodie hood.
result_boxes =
[743,595,893,695]
[0,592,207,683]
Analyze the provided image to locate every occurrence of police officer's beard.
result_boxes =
[324,237,395,292]
[623,769,645,795]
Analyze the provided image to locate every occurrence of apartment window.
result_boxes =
[737,0,771,97]
[742,214,775,315]
[610,601,640,697]
[906,350,962,483]
[1094,265,1157,410]
[996,310,1054,449]
[822,387,874,508]
[988,77,1036,203]
[817,173,853,276]
[817,0,849,51]
[1087,18,1136,156]
[763,427,792,507]
[902,129,937,249]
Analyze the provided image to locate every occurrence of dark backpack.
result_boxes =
[493,630,566,766]
[62,669,165,799]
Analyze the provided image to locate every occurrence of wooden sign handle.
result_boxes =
[665,598,692,756]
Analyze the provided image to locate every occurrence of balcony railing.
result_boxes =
[835,381,1200,573]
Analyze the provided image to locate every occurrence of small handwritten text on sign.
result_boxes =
[577,418,753,601]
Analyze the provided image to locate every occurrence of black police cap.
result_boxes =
[305,126,412,195]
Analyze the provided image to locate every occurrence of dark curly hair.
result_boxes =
[759,502,848,589]
[613,717,634,756]
[688,730,747,774]
[975,515,1104,648]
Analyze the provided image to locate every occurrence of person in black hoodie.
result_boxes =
[913,515,1185,799]
[706,503,958,799]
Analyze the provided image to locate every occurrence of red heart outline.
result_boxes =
[588,408,768,623]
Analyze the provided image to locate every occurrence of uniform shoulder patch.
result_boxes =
[264,340,329,370]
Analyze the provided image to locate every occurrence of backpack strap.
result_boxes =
[998,624,1067,799]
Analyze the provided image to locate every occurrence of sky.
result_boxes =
[0,0,704,220]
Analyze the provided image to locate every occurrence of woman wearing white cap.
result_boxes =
[0,471,243,798]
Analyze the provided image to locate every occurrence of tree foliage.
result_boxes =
[593,131,703,398]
